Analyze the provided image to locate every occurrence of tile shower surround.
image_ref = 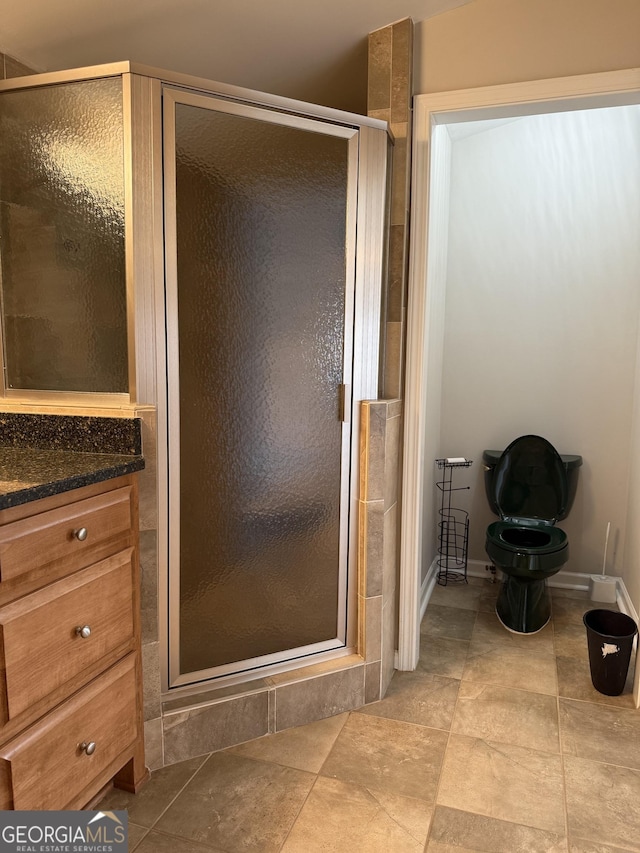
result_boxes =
[101,581,640,851]
[149,399,402,768]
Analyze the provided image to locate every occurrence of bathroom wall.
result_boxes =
[439,105,640,577]
[414,0,640,96]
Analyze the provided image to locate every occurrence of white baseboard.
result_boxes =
[420,559,438,622]
[423,558,637,617]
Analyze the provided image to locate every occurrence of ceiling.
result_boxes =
[0,0,472,114]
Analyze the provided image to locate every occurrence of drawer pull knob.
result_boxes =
[80,741,96,756]
[75,625,92,639]
[74,527,88,542]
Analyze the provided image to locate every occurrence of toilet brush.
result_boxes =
[590,521,617,603]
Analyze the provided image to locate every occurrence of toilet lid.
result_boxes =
[493,434,568,524]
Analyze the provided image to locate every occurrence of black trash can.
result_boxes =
[583,609,638,696]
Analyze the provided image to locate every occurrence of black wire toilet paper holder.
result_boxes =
[435,458,472,586]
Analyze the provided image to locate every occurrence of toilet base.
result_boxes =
[495,575,551,634]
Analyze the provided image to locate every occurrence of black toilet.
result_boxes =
[483,435,582,634]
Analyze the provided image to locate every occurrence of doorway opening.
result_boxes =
[400,71,640,713]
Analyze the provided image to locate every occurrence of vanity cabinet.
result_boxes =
[0,473,147,809]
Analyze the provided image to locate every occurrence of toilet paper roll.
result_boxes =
[446,457,467,464]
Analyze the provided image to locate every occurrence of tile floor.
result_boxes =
[100,578,640,852]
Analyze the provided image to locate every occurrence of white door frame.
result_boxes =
[399,68,640,697]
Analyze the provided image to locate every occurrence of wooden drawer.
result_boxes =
[0,550,135,724]
[0,654,138,810]
[0,486,133,585]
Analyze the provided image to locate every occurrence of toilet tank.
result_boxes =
[482,449,582,521]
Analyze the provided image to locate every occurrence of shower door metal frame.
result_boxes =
[163,86,364,690]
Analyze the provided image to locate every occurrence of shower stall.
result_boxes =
[0,63,389,710]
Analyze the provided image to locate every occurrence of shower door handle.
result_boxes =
[338,384,350,422]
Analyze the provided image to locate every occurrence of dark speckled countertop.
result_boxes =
[0,414,145,510]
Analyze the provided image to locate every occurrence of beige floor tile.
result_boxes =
[553,621,589,659]
[472,610,555,654]
[557,656,635,708]
[560,698,640,770]
[417,634,470,679]
[479,584,500,613]
[565,755,640,849]
[320,712,448,802]
[128,824,149,852]
[427,805,567,852]
[428,583,482,611]
[569,839,635,853]
[359,670,459,730]
[550,587,589,600]
[452,682,560,753]
[225,711,348,773]
[134,830,225,852]
[97,755,208,828]
[421,604,477,641]
[155,752,315,852]
[463,641,558,695]
[281,776,431,852]
[437,734,565,834]
[551,596,593,623]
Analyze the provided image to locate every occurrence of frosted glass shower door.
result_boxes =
[164,88,358,686]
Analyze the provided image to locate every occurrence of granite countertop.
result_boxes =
[0,414,145,510]
[0,447,145,510]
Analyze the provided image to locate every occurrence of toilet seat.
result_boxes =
[492,434,568,525]
[487,520,567,555]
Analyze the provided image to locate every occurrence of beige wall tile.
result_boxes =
[163,692,269,764]
[387,225,406,323]
[275,665,364,731]
[365,594,383,663]
[384,411,401,507]
[365,661,382,703]
[383,320,404,399]
[383,502,398,601]
[139,529,158,644]
[360,401,387,501]
[369,108,391,123]
[388,399,402,418]
[266,655,364,687]
[367,27,392,112]
[143,718,164,771]
[138,409,157,531]
[361,499,384,597]
[391,20,412,124]
[382,592,397,695]
[142,641,162,721]
[390,136,408,226]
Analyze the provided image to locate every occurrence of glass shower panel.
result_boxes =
[169,95,353,678]
[0,77,128,392]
